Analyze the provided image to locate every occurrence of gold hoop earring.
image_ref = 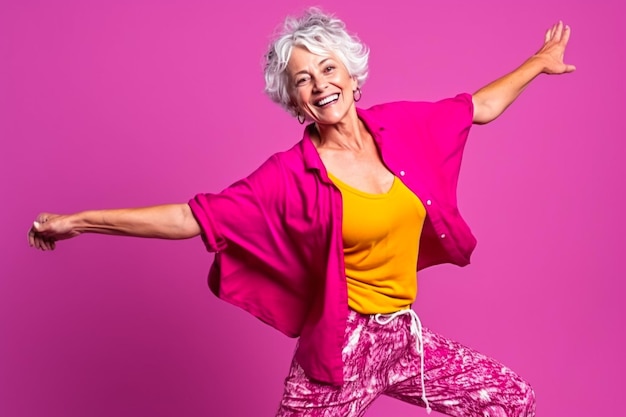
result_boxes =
[297,112,305,125]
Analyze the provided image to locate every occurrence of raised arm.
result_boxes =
[472,21,576,125]
[28,204,201,251]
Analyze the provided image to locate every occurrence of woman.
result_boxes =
[28,8,574,417]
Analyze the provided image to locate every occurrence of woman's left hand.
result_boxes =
[534,21,576,75]
[472,21,575,124]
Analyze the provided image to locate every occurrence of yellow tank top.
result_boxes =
[328,172,427,314]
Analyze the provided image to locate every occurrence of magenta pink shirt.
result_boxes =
[189,93,475,385]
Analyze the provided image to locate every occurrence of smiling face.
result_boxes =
[286,46,358,126]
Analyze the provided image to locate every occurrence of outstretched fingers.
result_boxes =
[549,22,557,40]
[545,21,563,44]
[554,21,564,42]
[538,20,576,74]
[561,24,572,46]
[546,20,573,46]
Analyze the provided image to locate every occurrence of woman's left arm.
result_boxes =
[472,21,576,125]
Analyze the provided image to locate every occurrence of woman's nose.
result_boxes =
[312,77,328,92]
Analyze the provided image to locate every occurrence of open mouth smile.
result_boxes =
[315,93,340,107]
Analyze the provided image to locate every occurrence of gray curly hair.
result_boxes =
[264,8,370,117]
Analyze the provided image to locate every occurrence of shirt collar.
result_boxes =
[301,124,325,172]
[357,107,385,139]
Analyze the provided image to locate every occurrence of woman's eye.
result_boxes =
[325,66,335,73]
[296,77,309,86]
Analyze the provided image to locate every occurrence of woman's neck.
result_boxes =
[313,110,369,151]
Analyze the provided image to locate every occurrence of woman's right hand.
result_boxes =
[28,213,80,251]
[28,204,201,251]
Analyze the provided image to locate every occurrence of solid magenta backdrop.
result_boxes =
[1,1,624,416]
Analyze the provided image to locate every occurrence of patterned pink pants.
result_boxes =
[277,310,535,417]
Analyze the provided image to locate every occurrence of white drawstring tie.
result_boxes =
[374,309,432,414]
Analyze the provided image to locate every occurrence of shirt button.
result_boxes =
[400,170,406,176]
[440,233,446,239]
[426,199,432,206]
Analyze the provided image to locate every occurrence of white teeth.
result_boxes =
[317,94,339,106]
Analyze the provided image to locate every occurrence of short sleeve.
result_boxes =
[429,93,474,148]
[188,155,285,254]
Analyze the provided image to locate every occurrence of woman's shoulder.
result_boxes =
[359,93,473,127]
[365,93,471,113]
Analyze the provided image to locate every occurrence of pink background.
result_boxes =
[1,0,624,416]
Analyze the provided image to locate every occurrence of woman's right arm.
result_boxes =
[28,204,201,251]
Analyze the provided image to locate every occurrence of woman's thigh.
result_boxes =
[386,327,536,417]
[276,311,414,417]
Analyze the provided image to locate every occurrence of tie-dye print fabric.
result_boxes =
[277,310,535,417]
